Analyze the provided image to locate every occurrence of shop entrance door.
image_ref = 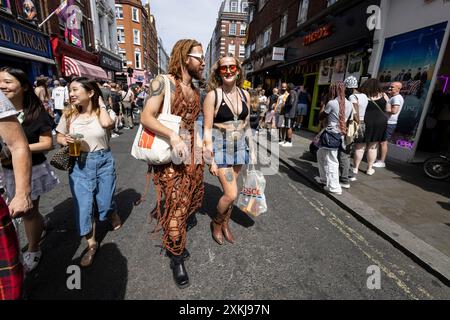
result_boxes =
[303,73,321,132]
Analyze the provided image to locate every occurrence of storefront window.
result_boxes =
[378,22,448,149]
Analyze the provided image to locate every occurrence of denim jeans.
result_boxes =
[69,149,116,236]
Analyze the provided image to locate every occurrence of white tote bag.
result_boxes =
[131,75,181,165]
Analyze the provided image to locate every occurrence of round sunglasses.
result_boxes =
[219,64,238,75]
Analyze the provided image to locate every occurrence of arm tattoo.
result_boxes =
[225,168,234,183]
[149,76,165,97]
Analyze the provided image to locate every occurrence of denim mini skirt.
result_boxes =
[213,130,249,168]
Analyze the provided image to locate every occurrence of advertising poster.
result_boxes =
[318,58,333,85]
[0,0,12,14]
[17,0,39,24]
[331,54,347,83]
[345,50,363,82]
[378,22,448,149]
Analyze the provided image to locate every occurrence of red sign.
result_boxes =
[303,25,332,46]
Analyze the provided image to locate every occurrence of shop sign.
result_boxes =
[243,80,252,89]
[0,15,52,59]
[303,25,332,46]
[272,47,285,61]
[100,51,122,72]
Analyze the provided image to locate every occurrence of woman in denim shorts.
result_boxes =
[203,53,255,245]
[56,77,121,268]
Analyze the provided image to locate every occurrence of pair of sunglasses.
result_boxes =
[219,65,237,75]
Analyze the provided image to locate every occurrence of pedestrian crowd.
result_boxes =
[0,38,263,297]
[0,37,406,297]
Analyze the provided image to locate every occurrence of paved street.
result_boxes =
[19,129,450,300]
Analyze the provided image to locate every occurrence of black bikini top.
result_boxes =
[213,88,249,124]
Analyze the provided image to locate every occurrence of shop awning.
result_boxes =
[64,56,108,81]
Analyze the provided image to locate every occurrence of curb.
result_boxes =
[265,141,450,286]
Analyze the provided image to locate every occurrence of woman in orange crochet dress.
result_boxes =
[140,39,205,289]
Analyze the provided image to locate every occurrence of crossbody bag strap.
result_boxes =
[371,97,389,119]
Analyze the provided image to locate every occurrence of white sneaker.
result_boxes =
[349,177,357,182]
[352,168,358,174]
[340,183,351,189]
[373,161,386,168]
[279,141,285,145]
[324,186,342,195]
[366,168,375,176]
[23,250,42,272]
[282,142,293,147]
[111,133,119,138]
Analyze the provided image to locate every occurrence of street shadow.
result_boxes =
[23,189,137,299]
[202,182,255,228]
[437,201,450,212]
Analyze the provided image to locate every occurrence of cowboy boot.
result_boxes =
[221,205,235,244]
[211,209,226,245]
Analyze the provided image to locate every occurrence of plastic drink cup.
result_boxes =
[68,134,83,157]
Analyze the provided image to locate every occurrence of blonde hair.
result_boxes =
[249,89,259,112]
[167,39,202,80]
[207,53,244,92]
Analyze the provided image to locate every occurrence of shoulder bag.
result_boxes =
[50,117,73,171]
[131,75,181,165]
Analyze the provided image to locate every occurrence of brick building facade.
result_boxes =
[244,0,379,132]
[205,0,250,78]
[115,0,158,86]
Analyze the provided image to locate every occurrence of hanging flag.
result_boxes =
[54,0,67,15]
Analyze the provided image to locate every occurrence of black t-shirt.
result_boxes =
[4,112,54,169]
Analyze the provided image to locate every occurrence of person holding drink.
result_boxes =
[56,77,121,268]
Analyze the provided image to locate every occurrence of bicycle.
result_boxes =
[423,154,450,180]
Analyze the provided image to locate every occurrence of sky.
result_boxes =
[145,0,223,54]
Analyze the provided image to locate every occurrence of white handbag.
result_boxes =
[131,75,181,165]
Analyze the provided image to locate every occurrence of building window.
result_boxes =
[135,51,142,69]
[263,26,271,48]
[230,1,238,12]
[242,2,248,13]
[240,23,247,36]
[133,29,140,45]
[297,0,309,26]
[280,12,288,37]
[249,8,254,22]
[119,51,127,68]
[117,27,125,43]
[229,23,237,36]
[228,44,236,56]
[239,44,245,58]
[115,5,123,19]
[132,7,139,22]
[327,0,338,7]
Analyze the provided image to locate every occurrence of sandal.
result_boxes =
[80,243,98,268]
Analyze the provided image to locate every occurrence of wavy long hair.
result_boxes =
[207,53,244,92]
[167,39,202,80]
[0,67,45,127]
[328,81,348,134]
[64,77,102,119]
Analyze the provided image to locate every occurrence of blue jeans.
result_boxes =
[69,149,117,236]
